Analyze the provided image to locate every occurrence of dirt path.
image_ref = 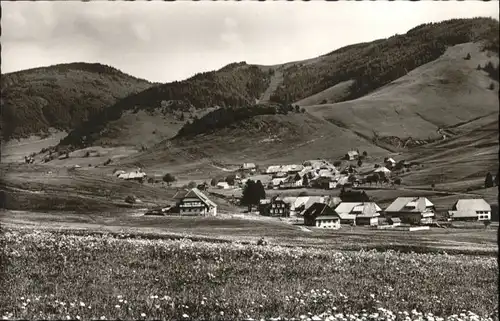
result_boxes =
[258,70,283,104]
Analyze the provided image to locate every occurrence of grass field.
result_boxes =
[1,227,497,321]
[1,210,497,256]
[304,43,499,142]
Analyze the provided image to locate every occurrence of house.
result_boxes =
[241,163,256,170]
[303,203,339,227]
[118,170,147,181]
[216,182,230,189]
[353,203,381,226]
[259,197,290,217]
[374,166,391,176]
[447,199,492,221]
[173,188,217,216]
[310,176,333,189]
[335,202,382,226]
[271,177,287,189]
[282,164,304,173]
[345,150,359,160]
[315,215,341,229]
[295,196,327,216]
[279,174,303,189]
[384,197,435,225]
[266,165,282,174]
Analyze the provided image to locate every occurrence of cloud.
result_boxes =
[2,1,498,83]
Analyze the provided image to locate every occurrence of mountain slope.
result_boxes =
[271,17,499,104]
[399,117,498,189]
[304,42,499,145]
[60,62,271,148]
[1,63,154,142]
[121,112,388,172]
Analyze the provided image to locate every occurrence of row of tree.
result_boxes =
[175,105,282,138]
[240,180,266,212]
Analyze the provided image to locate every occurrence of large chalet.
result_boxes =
[173,188,217,216]
[384,197,435,225]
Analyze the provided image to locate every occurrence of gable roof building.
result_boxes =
[241,163,256,170]
[374,166,391,174]
[385,197,435,225]
[447,199,492,221]
[345,151,359,160]
[118,170,147,180]
[174,188,217,216]
[266,165,282,174]
[335,202,382,226]
[303,203,339,226]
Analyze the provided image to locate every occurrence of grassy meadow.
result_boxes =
[1,227,498,321]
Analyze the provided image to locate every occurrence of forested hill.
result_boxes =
[1,62,154,141]
[59,63,271,147]
[58,17,499,150]
[270,17,499,104]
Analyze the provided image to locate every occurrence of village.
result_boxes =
[112,149,497,232]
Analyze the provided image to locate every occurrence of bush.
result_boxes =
[464,53,471,60]
[103,158,112,166]
[488,82,495,90]
[187,181,197,189]
[124,195,136,204]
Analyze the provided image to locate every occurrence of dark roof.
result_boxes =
[304,203,338,218]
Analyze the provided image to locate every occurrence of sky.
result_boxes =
[2,1,499,83]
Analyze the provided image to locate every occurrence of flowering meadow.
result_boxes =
[1,228,498,321]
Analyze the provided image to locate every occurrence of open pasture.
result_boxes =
[1,210,497,256]
[1,227,497,321]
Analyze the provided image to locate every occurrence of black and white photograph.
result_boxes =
[1,0,499,320]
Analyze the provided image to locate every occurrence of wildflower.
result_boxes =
[220,311,225,316]
[100,316,106,320]
[79,301,86,307]
[183,314,189,318]
[141,313,146,317]
[115,305,120,309]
